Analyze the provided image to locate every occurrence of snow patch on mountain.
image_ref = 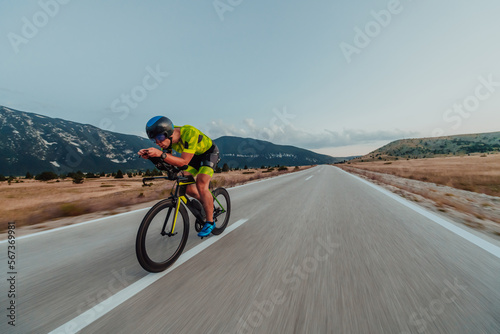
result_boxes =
[58,132,78,142]
[42,139,56,146]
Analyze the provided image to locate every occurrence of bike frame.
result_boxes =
[144,175,227,237]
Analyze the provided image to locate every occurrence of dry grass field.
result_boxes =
[344,154,500,197]
[0,166,309,232]
[339,154,500,237]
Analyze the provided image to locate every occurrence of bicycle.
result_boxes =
[135,157,231,272]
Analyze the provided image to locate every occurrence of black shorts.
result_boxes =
[187,144,220,176]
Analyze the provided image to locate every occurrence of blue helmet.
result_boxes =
[146,116,174,140]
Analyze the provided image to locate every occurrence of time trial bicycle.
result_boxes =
[136,158,231,272]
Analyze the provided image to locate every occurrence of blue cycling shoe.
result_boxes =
[198,221,215,238]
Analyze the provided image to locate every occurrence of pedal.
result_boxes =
[195,220,204,233]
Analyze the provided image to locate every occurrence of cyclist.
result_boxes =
[138,116,220,237]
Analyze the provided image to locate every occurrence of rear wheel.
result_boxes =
[136,199,189,272]
[211,188,231,235]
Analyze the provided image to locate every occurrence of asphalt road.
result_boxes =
[1,166,499,333]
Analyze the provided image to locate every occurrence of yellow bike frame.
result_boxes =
[169,178,194,234]
[168,178,226,235]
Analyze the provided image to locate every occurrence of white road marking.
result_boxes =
[337,167,500,259]
[48,218,249,334]
[305,176,314,181]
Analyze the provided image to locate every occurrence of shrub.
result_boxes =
[67,171,84,179]
[72,175,84,184]
[278,166,288,171]
[222,163,230,172]
[115,170,124,179]
[144,169,162,177]
[0,174,6,181]
[35,171,58,181]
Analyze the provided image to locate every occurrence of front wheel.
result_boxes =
[211,188,231,235]
[136,199,189,272]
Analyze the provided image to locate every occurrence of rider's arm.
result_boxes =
[140,147,193,167]
[162,151,194,167]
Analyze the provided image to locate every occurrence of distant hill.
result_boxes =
[0,106,342,175]
[214,136,345,168]
[353,132,500,161]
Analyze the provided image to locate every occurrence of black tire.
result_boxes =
[136,199,189,272]
[211,188,231,235]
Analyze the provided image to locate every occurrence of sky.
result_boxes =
[1,0,499,156]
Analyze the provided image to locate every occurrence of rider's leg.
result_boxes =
[184,171,201,201]
[196,173,214,222]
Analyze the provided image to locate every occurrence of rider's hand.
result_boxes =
[142,147,162,158]
[138,149,149,159]
[138,148,162,159]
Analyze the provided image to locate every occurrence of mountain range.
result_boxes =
[214,136,343,169]
[0,106,343,175]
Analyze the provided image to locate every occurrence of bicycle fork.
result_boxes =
[161,197,184,237]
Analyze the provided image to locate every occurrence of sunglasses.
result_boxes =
[151,133,168,143]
